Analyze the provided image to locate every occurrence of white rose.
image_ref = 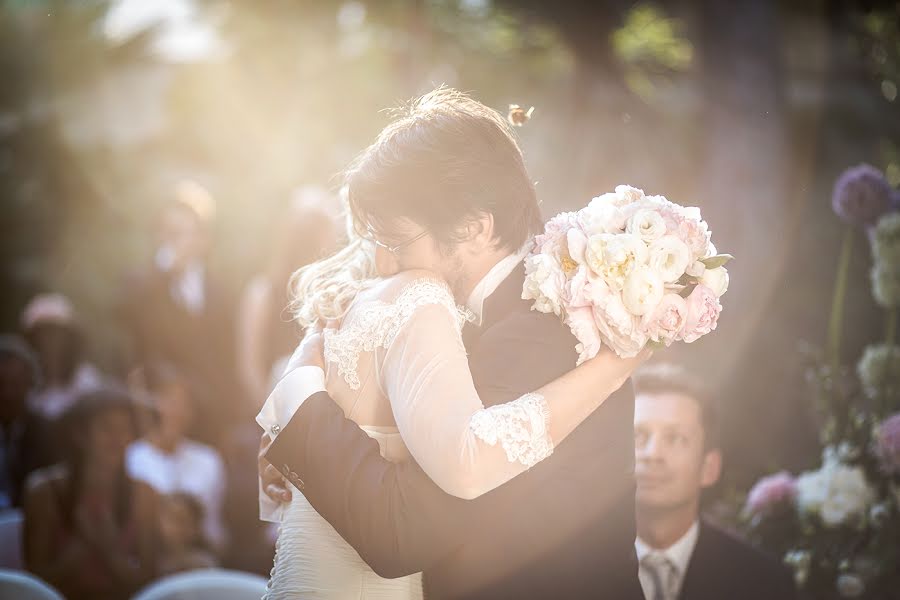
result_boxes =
[580,202,627,235]
[626,209,667,243]
[648,235,691,283]
[622,265,664,316]
[700,266,729,297]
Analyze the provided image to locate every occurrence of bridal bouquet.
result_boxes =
[522,185,731,362]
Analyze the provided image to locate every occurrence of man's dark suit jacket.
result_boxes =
[121,263,239,445]
[678,521,797,600]
[267,264,642,599]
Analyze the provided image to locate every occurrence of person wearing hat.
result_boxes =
[21,293,104,421]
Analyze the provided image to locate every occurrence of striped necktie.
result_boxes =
[641,552,677,600]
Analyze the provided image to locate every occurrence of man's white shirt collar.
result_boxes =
[635,519,700,581]
[465,244,531,327]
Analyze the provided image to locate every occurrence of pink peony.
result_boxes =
[592,287,647,358]
[641,293,688,346]
[875,413,900,475]
[566,305,603,365]
[745,471,797,516]
[682,284,722,343]
[677,215,712,262]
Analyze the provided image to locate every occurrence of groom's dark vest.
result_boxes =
[268,265,642,600]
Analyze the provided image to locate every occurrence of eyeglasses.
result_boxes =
[364,225,429,256]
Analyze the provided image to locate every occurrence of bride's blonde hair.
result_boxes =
[288,208,376,329]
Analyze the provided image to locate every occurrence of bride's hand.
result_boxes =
[284,323,330,372]
[583,346,652,391]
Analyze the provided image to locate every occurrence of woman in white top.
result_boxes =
[257,227,647,600]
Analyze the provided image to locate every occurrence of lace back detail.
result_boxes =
[324,278,471,390]
[469,392,554,467]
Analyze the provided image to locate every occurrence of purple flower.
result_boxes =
[874,413,900,475]
[831,164,895,227]
[745,471,797,516]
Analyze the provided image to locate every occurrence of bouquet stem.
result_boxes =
[886,308,897,346]
[826,227,854,377]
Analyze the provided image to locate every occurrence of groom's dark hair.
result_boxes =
[344,87,542,252]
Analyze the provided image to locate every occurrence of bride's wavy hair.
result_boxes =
[288,199,376,328]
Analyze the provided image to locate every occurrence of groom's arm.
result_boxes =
[264,311,579,578]
[265,390,470,578]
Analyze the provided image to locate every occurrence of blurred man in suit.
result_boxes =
[122,181,238,446]
[633,363,796,600]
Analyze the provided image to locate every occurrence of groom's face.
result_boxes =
[634,392,721,512]
[370,217,469,298]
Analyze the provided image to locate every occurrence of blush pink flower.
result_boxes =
[682,284,722,343]
[641,293,688,346]
[566,305,603,365]
[745,471,797,516]
[874,412,900,475]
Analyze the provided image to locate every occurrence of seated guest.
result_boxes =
[21,293,104,422]
[23,387,159,600]
[158,492,219,575]
[126,363,227,551]
[0,335,54,509]
[633,364,796,600]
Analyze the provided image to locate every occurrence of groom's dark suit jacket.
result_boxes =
[267,264,642,599]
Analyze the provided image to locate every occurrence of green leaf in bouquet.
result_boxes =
[679,282,697,298]
[700,254,734,269]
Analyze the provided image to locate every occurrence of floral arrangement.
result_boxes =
[522,185,731,361]
[741,164,900,599]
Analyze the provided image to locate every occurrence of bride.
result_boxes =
[256,209,647,599]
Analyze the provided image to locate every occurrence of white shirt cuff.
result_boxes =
[256,365,326,522]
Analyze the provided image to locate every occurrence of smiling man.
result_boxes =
[632,364,796,600]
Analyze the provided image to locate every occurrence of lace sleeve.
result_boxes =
[379,285,556,500]
[468,393,553,468]
[324,278,469,390]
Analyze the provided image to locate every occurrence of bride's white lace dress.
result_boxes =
[257,275,557,599]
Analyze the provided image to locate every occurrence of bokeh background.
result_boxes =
[1,0,897,491]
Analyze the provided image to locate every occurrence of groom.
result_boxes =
[261,88,642,599]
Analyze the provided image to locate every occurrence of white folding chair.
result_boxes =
[0,569,65,600]
[131,568,268,600]
[0,509,24,569]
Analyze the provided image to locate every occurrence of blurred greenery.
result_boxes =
[1,0,898,488]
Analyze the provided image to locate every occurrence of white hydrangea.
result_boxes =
[856,343,900,397]
[795,461,874,527]
[870,211,900,267]
[871,263,900,308]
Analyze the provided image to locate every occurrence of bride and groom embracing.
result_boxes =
[257,88,649,599]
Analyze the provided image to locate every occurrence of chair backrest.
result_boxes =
[131,568,268,600]
[0,569,65,600]
[0,509,24,569]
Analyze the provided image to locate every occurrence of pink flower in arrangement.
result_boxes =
[641,293,688,346]
[875,413,900,475]
[746,471,798,516]
[682,284,722,343]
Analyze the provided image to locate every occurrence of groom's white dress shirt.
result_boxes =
[635,520,699,600]
[257,246,530,522]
